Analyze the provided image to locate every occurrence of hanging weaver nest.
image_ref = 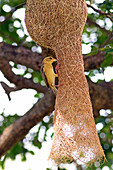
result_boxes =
[25,0,105,166]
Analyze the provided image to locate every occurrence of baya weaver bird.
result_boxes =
[41,56,58,94]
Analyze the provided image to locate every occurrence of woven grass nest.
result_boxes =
[25,0,105,166]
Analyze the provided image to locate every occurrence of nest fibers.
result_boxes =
[25,0,105,165]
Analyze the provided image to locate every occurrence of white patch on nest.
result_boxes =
[62,123,76,137]
[72,148,96,165]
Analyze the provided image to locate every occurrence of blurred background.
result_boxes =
[0,0,113,169]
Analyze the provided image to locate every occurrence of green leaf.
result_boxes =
[21,154,27,161]
[28,151,35,155]
[101,53,113,68]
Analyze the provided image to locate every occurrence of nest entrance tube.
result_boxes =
[48,44,105,165]
[25,0,105,165]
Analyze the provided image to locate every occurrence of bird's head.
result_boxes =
[43,56,57,64]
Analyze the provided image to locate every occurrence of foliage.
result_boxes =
[0,0,113,169]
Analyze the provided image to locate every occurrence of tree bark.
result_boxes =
[0,42,111,72]
[88,78,113,117]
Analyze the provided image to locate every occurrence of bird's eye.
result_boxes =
[49,57,52,59]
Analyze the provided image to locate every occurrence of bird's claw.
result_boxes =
[55,83,63,88]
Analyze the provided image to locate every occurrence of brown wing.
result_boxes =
[40,64,49,88]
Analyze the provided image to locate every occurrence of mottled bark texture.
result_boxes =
[0,42,109,72]
[25,0,105,165]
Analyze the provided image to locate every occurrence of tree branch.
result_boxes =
[87,78,113,117]
[0,42,42,72]
[0,2,26,26]
[0,89,56,158]
[87,4,113,22]
[0,59,47,93]
[83,51,106,71]
[0,42,111,73]
[86,17,111,35]
[100,31,113,48]
[0,82,21,100]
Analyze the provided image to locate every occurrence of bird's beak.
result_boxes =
[52,58,57,62]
